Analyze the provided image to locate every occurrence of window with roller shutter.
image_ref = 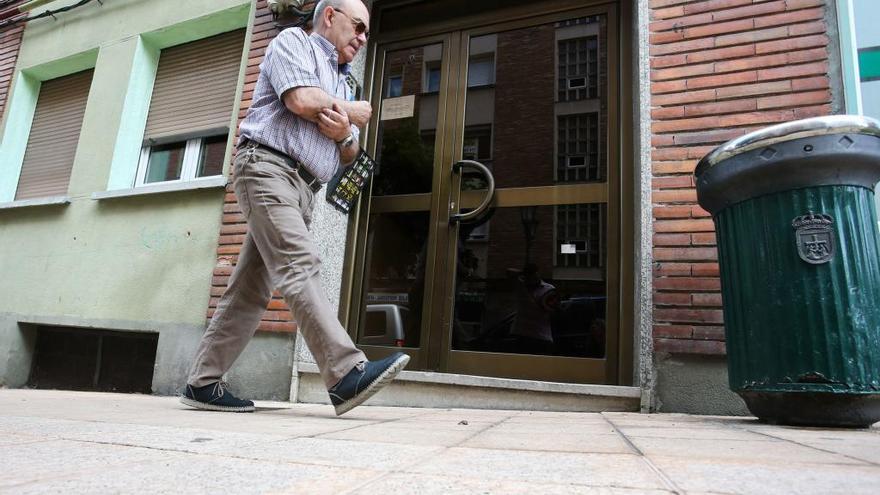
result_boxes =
[15,69,93,201]
[135,29,245,186]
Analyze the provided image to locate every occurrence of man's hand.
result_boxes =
[317,104,353,143]
[343,100,372,127]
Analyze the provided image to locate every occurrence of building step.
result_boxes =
[294,363,642,412]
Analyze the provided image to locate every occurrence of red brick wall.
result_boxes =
[208,0,297,333]
[649,0,831,355]
[0,2,27,119]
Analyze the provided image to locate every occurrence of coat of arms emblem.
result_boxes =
[791,212,835,264]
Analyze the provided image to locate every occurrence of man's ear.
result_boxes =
[318,6,333,29]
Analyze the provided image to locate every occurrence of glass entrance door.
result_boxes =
[347,3,621,384]
[344,33,458,371]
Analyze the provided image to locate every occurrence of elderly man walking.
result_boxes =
[181,0,408,416]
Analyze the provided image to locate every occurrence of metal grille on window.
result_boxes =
[556,204,605,269]
[557,35,598,102]
[557,113,600,182]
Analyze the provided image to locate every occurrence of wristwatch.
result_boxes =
[336,134,355,148]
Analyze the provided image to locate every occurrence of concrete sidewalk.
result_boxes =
[0,389,878,494]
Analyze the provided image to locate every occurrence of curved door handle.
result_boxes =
[450,160,495,224]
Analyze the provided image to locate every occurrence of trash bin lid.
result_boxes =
[695,115,880,214]
[696,115,880,176]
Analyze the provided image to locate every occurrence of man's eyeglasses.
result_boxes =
[332,8,369,39]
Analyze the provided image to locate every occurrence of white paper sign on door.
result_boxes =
[380,95,416,121]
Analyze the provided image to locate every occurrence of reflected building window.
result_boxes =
[556,204,605,274]
[557,35,598,101]
[557,113,600,182]
[424,62,441,93]
[462,125,492,162]
[554,16,606,187]
[387,75,403,97]
[467,55,495,87]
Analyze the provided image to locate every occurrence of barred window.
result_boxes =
[557,113,600,182]
[557,36,598,102]
[556,203,605,269]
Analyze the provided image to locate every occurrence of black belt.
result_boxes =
[240,140,322,193]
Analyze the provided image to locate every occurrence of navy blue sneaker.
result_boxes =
[180,381,255,413]
[329,353,410,416]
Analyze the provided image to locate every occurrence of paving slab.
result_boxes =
[0,415,290,454]
[403,447,671,491]
[0,432,47,447]
[356,472,675,495]
[11,451,380,495]
[461,431,632,454]
[627,436,867,465]
[610,425,769,441]
[224,436,443,470]
[316,423,488,447]
[1,389,879,494]
[487,419,619,435]
[650,456,880,495]
[0,439,174,488]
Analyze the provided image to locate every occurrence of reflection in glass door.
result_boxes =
[350,38,453,368]
[442,10,619,384]
[350,4,620,384]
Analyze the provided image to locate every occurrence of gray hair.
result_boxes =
[313,0,346,30]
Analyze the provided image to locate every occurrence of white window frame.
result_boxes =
[567,76,588,90]
[838,0,863,114]
[135,137,221,187]
[560,239,590,254]
[566,155,587,169]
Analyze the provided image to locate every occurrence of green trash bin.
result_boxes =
[694,115,880,427]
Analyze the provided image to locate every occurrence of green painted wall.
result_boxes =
[0,0,251,326]
[0,73,40,199]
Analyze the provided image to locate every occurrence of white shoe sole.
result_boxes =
[334,354,410,416]
[180,396,255,413]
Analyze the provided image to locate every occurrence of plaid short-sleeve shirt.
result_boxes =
[239,28,358,183]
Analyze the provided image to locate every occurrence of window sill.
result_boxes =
[0,196,71,210]
[91,176,229,200]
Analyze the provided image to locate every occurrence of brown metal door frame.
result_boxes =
[343,0,634,385]
[341,32,461,371]
[435,3,621,384]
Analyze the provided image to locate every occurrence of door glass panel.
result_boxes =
[358,211,429,348]
[372,44,443,196]
[450,15,610,358]
[452,204,606,358]
[357,43,446,350]
[463,15,607,190]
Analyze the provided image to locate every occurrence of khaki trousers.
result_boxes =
[187,143,366,390]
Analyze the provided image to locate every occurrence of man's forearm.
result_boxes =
[284,87,370,127]
[334,100,370,127]
[283,87,336,123]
